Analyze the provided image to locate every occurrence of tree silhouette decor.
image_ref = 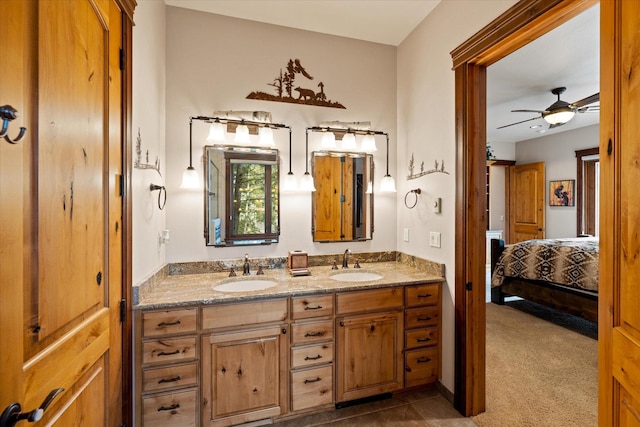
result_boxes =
[247,58,346,109]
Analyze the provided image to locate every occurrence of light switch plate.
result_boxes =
[403,228,409,242]
[433,197,442,213]
[430,231,441,248]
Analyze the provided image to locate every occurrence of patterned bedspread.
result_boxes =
[491,238,599,293]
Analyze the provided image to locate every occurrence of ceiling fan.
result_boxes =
[497,87,599,130]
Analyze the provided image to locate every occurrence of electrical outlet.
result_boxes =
[403,228,409,242]
[430,231,441,248]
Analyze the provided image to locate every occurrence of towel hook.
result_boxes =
[150,184,167,210]
[0,105,27,144]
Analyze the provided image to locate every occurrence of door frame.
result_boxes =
[450,0,598,416]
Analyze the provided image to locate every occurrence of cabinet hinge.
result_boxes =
[120,299,126,323]
[117,174,125,197]
[119,48,125,71]
[466,282,472,291]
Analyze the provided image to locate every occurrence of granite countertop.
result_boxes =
[135,261,444,310]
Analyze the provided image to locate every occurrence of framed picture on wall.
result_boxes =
[549,179,575,206]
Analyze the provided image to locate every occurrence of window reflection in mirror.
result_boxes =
[205,146,279,246]
[312,151,373,242]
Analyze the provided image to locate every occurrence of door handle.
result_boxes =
[0,388,64,427]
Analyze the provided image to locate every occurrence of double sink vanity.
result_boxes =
[134,256,444,426]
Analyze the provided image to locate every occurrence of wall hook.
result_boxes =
[0,105,27,144]
[149,184,167,210]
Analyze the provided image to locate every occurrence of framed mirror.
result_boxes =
[205,146,279,246]
[311,151,374,242]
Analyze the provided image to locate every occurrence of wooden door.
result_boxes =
[599,1,640,425]
[507,162,545,243]
[0,1,128,425]
[313,155,353,241]
[336,312,403,402]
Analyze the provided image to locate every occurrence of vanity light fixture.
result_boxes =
[361,133,377,152]
[206,119,225,143]
[282,128,298,191]
[234,122,250,144]
[341,131,357,150]
[321,130,336,149]
[259,126,275,147]
[181,118,201,189]
[300,130,316,191]
[379,134,396,193]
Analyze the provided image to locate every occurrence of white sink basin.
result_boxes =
[330,271,383,282]
[213,279,278,292]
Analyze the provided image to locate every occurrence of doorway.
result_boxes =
[450,0,598,416]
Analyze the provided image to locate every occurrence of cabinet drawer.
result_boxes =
[405,327,438,349]
[142,362,198,393]
[405,306,440,329]
[291,294,334,320]
[291,343,334,369]
[142,337,197,364]
[404,348,438,388]
[202,298,287,330]
[143,309,197,337]
[405,284,440,307]
[336,287,403,315]
[292,319,333,345]
[291,365,333,411]
[142,389,197,427]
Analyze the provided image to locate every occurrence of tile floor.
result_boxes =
[274,389,476,427]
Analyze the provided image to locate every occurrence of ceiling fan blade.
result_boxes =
[570,92,599,108]
[497,116,541,129]
[511,109,546,113]
[577,105,600,113]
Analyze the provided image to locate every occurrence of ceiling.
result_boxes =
[164,1,599,145]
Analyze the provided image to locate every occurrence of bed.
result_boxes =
[490,237,599,323]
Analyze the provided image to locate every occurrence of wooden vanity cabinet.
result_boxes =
[136,308,199,427]
[200,299,288,427]
[290,294,335,412]
[335,287,404,403]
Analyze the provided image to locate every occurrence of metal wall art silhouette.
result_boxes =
[246,58,346,109]
[407,153,449,180]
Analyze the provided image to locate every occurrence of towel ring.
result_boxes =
[404,188,421,209]
[150,184,167,210]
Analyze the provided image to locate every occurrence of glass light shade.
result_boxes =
[234,124,250,144]
[320,131,336,149]
[380,175,397,193]
[259,127,275,146]
[365,181,373,194]
[180,167,200,189]
[282,172,298,191]
[299,172,316,192]
[206,122,225,142]
[543,109,575,125]
[341,132,356,150]
[361,134,377,152]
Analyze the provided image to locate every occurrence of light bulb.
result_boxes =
[234,124,250,144]
[342,132,356,150]
[206,122,225,142]
[321,131,336,149]
[543,109,575,125]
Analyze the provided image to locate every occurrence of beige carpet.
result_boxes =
[471,301,598,427]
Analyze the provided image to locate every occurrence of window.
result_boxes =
[575,148,599,237]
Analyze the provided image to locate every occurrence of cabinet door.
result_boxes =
[202,326,288,427]
[336,312,403,402]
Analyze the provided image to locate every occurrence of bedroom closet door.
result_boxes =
[599,1,640,425]
[506,162,545,243]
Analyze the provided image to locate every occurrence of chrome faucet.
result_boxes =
[243,254,251,275]
[342,249,351,269]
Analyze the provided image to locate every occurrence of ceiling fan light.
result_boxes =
[543,109,575,125]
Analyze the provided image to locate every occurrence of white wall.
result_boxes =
[516,124,599,238]
[132,0,167,285]
[489,140,516,230]
[165,7,397,264]
[397,0,518,393]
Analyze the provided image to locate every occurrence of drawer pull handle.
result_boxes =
[304,377,322,384]
[158,376,181,384]
[157,349,180,356]
[157,403,180,412]
[157,320,181,327]
[417,337,432,343]
[304,305,323,310]
[417,316,432,321]
[305,331,325,337]
[417,357,432,364]
[304,354,323,361]
[418,294,433,298]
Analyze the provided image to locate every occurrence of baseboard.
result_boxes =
[437,381,454,404]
